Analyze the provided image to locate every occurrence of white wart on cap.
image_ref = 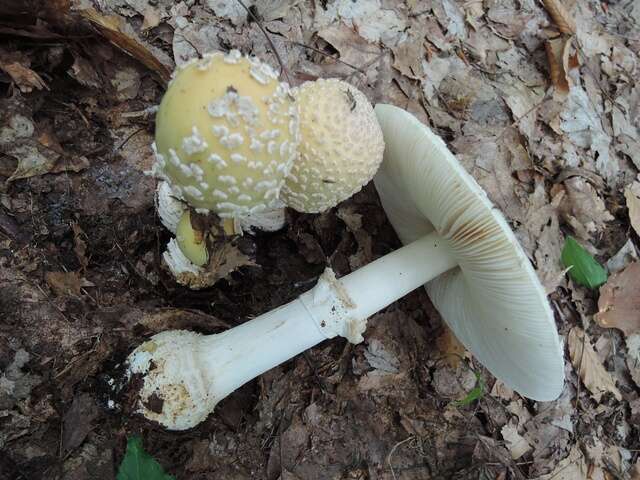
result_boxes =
[281,78,384,213]
[153,50,299,221]
[373,104,564,401]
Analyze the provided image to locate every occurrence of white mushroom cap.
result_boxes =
[373,104,564,401]
[281,78,384,213]
[153,50,299,221]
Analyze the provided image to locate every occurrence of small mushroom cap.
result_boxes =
[176,211,209,267]
[373,104,564,401]
[281,78,384,213]
[153,50,299,218]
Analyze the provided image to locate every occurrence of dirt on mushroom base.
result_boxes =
[2,0,640,479]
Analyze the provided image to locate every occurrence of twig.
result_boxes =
[573,38,623,113]
[497,90,550,141]
[387,436,415,480]
[113,127,146,155]
[285,39,365,73]
[575,328,587,410]
[345,51,386,82]
[234,0,291,85]
[302,351,327,393]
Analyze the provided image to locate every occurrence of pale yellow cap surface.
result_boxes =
[281,78,384,213]
[153,50,299,218]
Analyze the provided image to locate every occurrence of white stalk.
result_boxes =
[128,231,457,430]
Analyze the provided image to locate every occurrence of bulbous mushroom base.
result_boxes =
[127,330,216,430]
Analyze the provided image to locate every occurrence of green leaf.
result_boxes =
[117,436,175,480]
[560,236,608,289]
[453,371,485,407]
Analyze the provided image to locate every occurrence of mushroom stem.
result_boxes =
[200,232,456,395]
[128,231,458,430]
[340,231,456,319]
[196,297,327,401]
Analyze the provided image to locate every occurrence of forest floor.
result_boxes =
[1,0,640,479]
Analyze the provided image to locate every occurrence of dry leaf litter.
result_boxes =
[1,0,640,478]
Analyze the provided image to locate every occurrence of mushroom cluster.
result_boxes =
[151,50,385,288]
[130,105,564,430]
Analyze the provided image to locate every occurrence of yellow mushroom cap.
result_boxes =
[281,78,384,213]
[153,50,299,219]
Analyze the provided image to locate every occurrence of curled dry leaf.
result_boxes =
[168,240,255,290]
[596,262,640,337]
[501,420,532,460]
[435,325,467,368]
[5,142,58,182]
[625,181,640,237]
[545,38,571,94]
[533,445,587,480]
[79,8,171,84]
[542,0,576,34]
[45,271,94,297]
[0,60,48,93]
[568,327,622,402]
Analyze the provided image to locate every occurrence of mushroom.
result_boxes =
[152,50,299,229]
[127,105,564,430]
[281,78,384,213]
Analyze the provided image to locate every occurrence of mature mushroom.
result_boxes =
[127,105,564,430]
[281,78,384,213]
[152,50,299,228]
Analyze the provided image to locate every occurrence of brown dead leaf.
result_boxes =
[533,445,587,480]
[0,60,48,93]
[45,271,81,296]
[391,26,426,79]
[172,240,255,289]
[607,239,638,274]
[136,308,229,333]
[559,177,614,240]
[625,334,640,388]
[435,326,467,368]
[568,327,622,402]
[63,393,99,452]
[45,271,93,297]
[625,181,640,237]
[545,37,573,94]
[79,8,171,84]
[542,0,576,34]
[501,420,532,460]
[68,52,102,89]
[141,5,162,30]
[631,459,640,480]
[596,262,640,337]
[71,223,89,271]
[6,141,59,182]
[317,24,382,75]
